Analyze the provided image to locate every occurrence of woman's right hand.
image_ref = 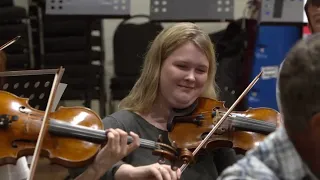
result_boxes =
[116,163,181,180]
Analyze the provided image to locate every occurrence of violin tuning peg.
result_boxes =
[170,160,181,171]
[171,141,177,149]
[158,156,166,164]
[157,134,163,143]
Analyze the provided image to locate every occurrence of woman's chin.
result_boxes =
[171,97,197,109]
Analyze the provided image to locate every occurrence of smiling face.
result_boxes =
[118,22,217,113]
[158,41,209,109]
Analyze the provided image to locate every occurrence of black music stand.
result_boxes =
[41,0,132,117]
[0,69,62,111]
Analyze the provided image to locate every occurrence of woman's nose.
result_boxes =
[185,71,196,82]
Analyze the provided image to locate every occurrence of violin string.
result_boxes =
[229,116,276,129]
[48,119,157,148]
[229,117,276,133]
[219,112,276,128]
[219,114,274,127]
[218,111,276,126]
[176,110,276,131]
[202,110,277,128]
[176,110,276,128]
[20,109,161,147]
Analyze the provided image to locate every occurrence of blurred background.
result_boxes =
[0,0,310,118]
[0,0,311,179]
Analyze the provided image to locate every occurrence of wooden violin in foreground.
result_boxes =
[167,71,282,173]
[167,97,281,164]
[0,90,178,168]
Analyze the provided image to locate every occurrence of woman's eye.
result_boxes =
[196,68,207,73]
[176,64,187,68]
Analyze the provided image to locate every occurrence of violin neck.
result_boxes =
[229,116,276,135]
[48,119,156,149]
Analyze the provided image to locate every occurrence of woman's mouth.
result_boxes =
[178,85,194,89]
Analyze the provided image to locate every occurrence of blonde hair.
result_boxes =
[119,22,218,113]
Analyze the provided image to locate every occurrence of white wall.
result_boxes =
[12,0,249,115]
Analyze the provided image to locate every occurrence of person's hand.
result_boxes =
[116,163,181,180]
[75,129,139,180]
[92,128,140,173]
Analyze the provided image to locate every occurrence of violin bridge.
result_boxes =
[213,109,221,125]
[211,110,228,135]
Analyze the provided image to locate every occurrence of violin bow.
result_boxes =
[0,36,21,51]
[27,67,65,180]
[179,71,263,173]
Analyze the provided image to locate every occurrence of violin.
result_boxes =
[167,97,281,161]
[0,90,178,168]
[164,71,282,172]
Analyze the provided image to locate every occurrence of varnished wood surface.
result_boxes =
[169,97,281,154]
[0,90,104,169]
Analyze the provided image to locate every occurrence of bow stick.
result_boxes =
[27,67,65,180]
[0,36,21,51]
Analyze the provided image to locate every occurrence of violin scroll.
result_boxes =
[152,134,195,170]
[178,148,194,165]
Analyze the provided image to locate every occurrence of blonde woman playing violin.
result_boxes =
[69,22,239,180]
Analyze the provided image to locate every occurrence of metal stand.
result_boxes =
[259,0,304,23]
[0,69,63,110]
[42,0,132,117]
[149,0,234,22]
[45,0,130,18]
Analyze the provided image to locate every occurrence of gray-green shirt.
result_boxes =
[68,110,238,180]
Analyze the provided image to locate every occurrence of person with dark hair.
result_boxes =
[218,32,320,180]
[305,0,320,33]
[217,2,320,179]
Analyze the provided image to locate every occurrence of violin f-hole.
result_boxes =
[11,139,37,148]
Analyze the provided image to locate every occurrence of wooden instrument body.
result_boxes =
[0,90,103,168]
[169,97,281,154]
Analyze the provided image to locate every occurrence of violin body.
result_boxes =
[168,97,281,155]
[0,90,103,168]
[230,106,281,154]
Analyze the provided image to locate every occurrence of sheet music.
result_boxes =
[52,83,68,111]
